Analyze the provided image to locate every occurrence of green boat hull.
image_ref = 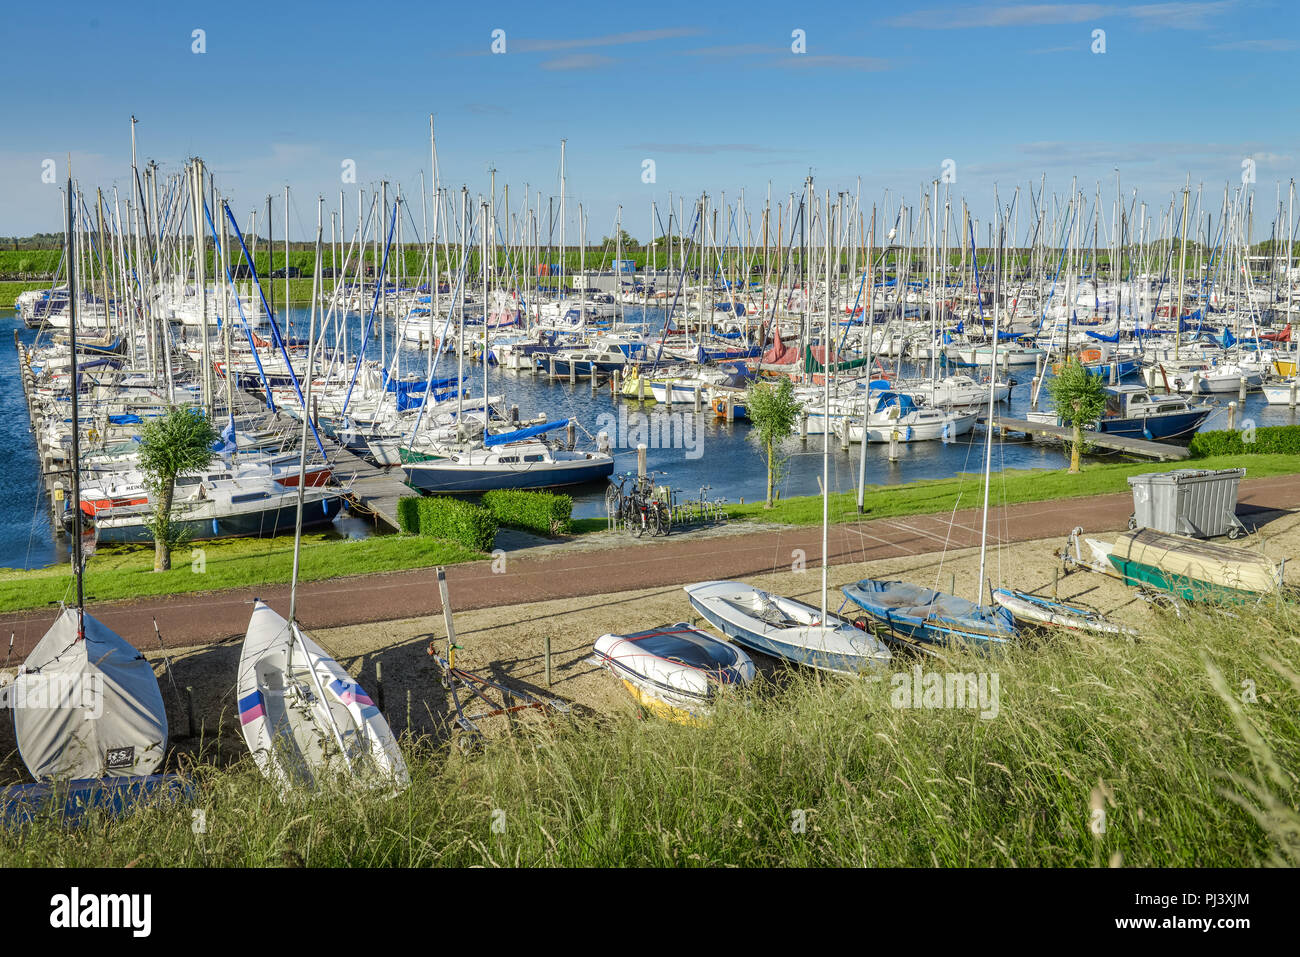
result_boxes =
[1106,556,1258,604]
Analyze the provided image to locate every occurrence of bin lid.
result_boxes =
[1127,468,1245,485]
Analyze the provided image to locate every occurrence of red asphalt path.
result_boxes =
[2,475,1296,657]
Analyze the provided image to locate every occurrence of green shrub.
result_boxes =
[1189,425,1300,458]
[481,489,573,536]
[396,495,498,551]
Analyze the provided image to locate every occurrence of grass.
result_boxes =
[1,598,1295,866]
[0,532,484,613]
[728,453,1300,527]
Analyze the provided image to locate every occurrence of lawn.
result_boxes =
[0,532,484,613]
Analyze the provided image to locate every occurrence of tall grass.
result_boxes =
[2,599,1296,866]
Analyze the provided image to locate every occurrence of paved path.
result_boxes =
[3,475,1296,657]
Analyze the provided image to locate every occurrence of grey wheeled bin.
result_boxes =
[1127,468,1247,539]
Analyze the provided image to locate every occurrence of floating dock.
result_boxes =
[980,415,1191,461]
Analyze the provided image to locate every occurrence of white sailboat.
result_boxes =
[235,214,408,795]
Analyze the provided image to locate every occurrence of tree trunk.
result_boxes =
[765,442,775,508]
[153,477,175,572]
[1070,422,1082,474]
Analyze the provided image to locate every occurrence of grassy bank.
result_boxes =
[728,453,1300,526]
[0,532,483,613]
[2,598,1295,866]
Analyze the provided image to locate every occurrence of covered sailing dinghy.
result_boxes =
[842,580,1017,651]
[10,607,168,780]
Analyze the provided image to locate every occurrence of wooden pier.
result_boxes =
[327,445,411,531]
[980,415,1191,461]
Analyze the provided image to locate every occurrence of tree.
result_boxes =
[746,378,802,507]
[137,406,219,571]
[1047,358,1108,474]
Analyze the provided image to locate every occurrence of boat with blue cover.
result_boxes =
[841,579,1017,650]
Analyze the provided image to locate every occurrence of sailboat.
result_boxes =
[235,214,408,795]
[843,208,1020,652]
[685,187,891,676]
[4,178,180,823]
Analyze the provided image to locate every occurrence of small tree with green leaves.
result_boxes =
[1047,357,1109,474]
[137,406,219,571]
[746,377,802,508]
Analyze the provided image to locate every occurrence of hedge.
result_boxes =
[481,489,574,536]
[1189,424,1300,458]
[396,496,498,552]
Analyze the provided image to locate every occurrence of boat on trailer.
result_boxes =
[592,623,754,723]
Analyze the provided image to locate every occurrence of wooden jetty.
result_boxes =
[980,415,1191,461]
[327,445,411,531]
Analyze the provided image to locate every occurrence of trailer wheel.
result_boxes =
[1127,514,1137,530]
[1228,526,1241,540]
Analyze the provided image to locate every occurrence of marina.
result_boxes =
[2,0,1299,897]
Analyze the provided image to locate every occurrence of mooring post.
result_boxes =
[693,382,702,413]
[1291,379,1298,409]
[799,413,809,442]
[889,429,900,462]
[1227,400,1237,431]
[1238,378,1247,403]
[637,443,647,479]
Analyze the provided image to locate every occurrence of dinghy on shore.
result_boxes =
[593,623,754,723]
[237,600,408,793]
[841,580,1017,651]
[684,581,891,675]
[990,588,1137,637]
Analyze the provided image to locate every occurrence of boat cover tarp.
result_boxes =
[1261,324,1291,343]
[842,579,1016,636]
[804,345,872,373]
[11,608,167,780]
[484,418,570,447]
[1109,528,1281,596]
[760,337,799,367]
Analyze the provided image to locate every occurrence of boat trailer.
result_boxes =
[427,566,570,750]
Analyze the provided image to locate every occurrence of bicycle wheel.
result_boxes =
[658,503,671,536]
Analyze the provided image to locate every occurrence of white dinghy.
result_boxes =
[236,219,407,795]
[237,600,408,793]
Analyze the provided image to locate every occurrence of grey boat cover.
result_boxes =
[10,607,167,780]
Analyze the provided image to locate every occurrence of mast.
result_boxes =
[289,198,324,623]
[66,170,86,634]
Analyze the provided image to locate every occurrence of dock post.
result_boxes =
[549,355,556,380]
[612,369,621,398]
[1291,380,1297,409]
[1030,379,1039,410]
[569,361,576,385]
[510,404,519,425]
[591,371,598,396]
[1238,378,1247,403]
[1227,401,1237,431]
[889,429,900,462]
[693,383,702,413]
[639,373,647,402]
[840,420,850,451]
[637,443,647,479]
[1109,362,1117,386]
[566,421,576,450]
[799,413,809,442]
[726,395,735,423]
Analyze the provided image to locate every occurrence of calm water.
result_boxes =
[4,306,1296,569]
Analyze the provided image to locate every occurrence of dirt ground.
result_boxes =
[5,509,1294,781]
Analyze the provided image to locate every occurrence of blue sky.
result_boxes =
[3,0,1297,243]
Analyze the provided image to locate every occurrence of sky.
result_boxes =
[2,0,1297,245]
